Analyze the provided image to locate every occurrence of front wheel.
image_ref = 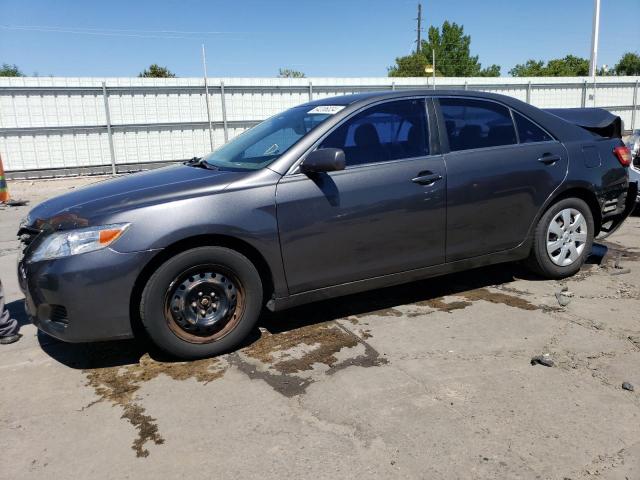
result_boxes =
[526,198,594,279]
[140,246,263,359]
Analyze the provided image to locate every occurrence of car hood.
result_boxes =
[25,164,248,231]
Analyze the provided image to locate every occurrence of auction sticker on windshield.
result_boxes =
[307,106,345,115]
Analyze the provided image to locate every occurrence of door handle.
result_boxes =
[537,154,561,165]
[412,172,443,185]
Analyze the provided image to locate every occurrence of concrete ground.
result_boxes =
[1,176,640,480]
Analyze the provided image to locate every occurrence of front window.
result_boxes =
[319,99,429,166]
[202,106,337,170]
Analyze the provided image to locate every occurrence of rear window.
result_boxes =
[514,111,553,143]
[439,98,516,152]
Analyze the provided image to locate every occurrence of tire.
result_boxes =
[526,197,595,279]
[140,246,262,359]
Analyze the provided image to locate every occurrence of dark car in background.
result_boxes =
[17,90,636,359]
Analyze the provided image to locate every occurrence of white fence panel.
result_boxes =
[0,76,638,176]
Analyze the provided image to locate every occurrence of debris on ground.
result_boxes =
[531,354,555,367]
[614,254,624,269]
[622,382,634,392]
[610,254,631,275]
[1,199,29,207]
[555,286,573,307]
[610,268,631,276]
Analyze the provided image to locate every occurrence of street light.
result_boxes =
[589,0,601,77]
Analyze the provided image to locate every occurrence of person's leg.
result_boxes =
[0,280,20,344]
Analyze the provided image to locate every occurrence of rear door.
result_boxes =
[276,98,446,294]
[437,97,567,261]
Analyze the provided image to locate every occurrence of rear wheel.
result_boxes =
[140,246,262,359]
[527,198,594,279]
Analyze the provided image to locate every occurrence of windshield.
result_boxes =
[202,105,340,170]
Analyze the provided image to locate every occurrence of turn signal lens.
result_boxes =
[99,228,125,245]
[613,146,632,167]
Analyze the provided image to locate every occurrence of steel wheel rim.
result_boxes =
[546,208,588,267]
[164,265,245,344]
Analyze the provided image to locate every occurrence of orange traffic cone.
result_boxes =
[0,154,9,203]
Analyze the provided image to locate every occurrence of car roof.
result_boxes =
[300,89,515,108]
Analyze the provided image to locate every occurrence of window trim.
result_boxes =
[285,96,433,176]
[510,108,557,145]
[435,95,558,154]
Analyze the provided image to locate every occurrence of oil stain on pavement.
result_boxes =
[84,353,226,457]
[233,320,387,397]
[81,319,386,456]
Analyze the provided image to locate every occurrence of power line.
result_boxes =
[0,25,254,40]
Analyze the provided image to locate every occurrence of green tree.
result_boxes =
[477,64,501,77]
[278,68,306,78]
[388,21,500,77]
[509,60,546,77]
[615,52,640,76]
[386,53,428,77]
[0,63,24,77]
[509,55,589,76]
[546,55,589,76]
[138,64,176,78]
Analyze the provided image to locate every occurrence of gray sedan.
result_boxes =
[18,90,636,358]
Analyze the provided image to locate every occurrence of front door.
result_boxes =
[276,98,446,294]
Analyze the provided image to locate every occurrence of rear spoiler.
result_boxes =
[544,108,622,139]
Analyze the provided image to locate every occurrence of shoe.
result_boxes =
[0,334,21,345]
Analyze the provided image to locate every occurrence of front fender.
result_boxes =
[109,175,288,298]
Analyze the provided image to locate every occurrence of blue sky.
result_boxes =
[0,0,638,77]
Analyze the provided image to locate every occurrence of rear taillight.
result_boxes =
[613,146,632,167]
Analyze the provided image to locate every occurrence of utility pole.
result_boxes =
[416,3,422,54]
[589,0,601,77]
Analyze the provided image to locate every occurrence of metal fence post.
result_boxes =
[101,82,116,175]
[220,81,229,143]
[308,81,313,101]
[581,80,587,107]
[526,81,532,104]
[201,45,214,151]
[391,81,395,91]
[632,80,638,130]
[464,81,468,91]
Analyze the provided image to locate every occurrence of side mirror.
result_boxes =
[300,148,345,174]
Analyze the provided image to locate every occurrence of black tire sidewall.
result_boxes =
[531,198,595,278]
[140,246,262,359]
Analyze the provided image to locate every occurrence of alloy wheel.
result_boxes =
[546,208,588,267]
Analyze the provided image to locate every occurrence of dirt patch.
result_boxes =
[416,298,473,312]
[238,321,387,396]
[370,307,403,317]
[604,241,640,263]
[460,288,540,311]
[84,353,225,457]
[359,328,373,339]
[244,322,359,374]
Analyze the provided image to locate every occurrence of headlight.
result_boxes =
[28,223,130,263]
